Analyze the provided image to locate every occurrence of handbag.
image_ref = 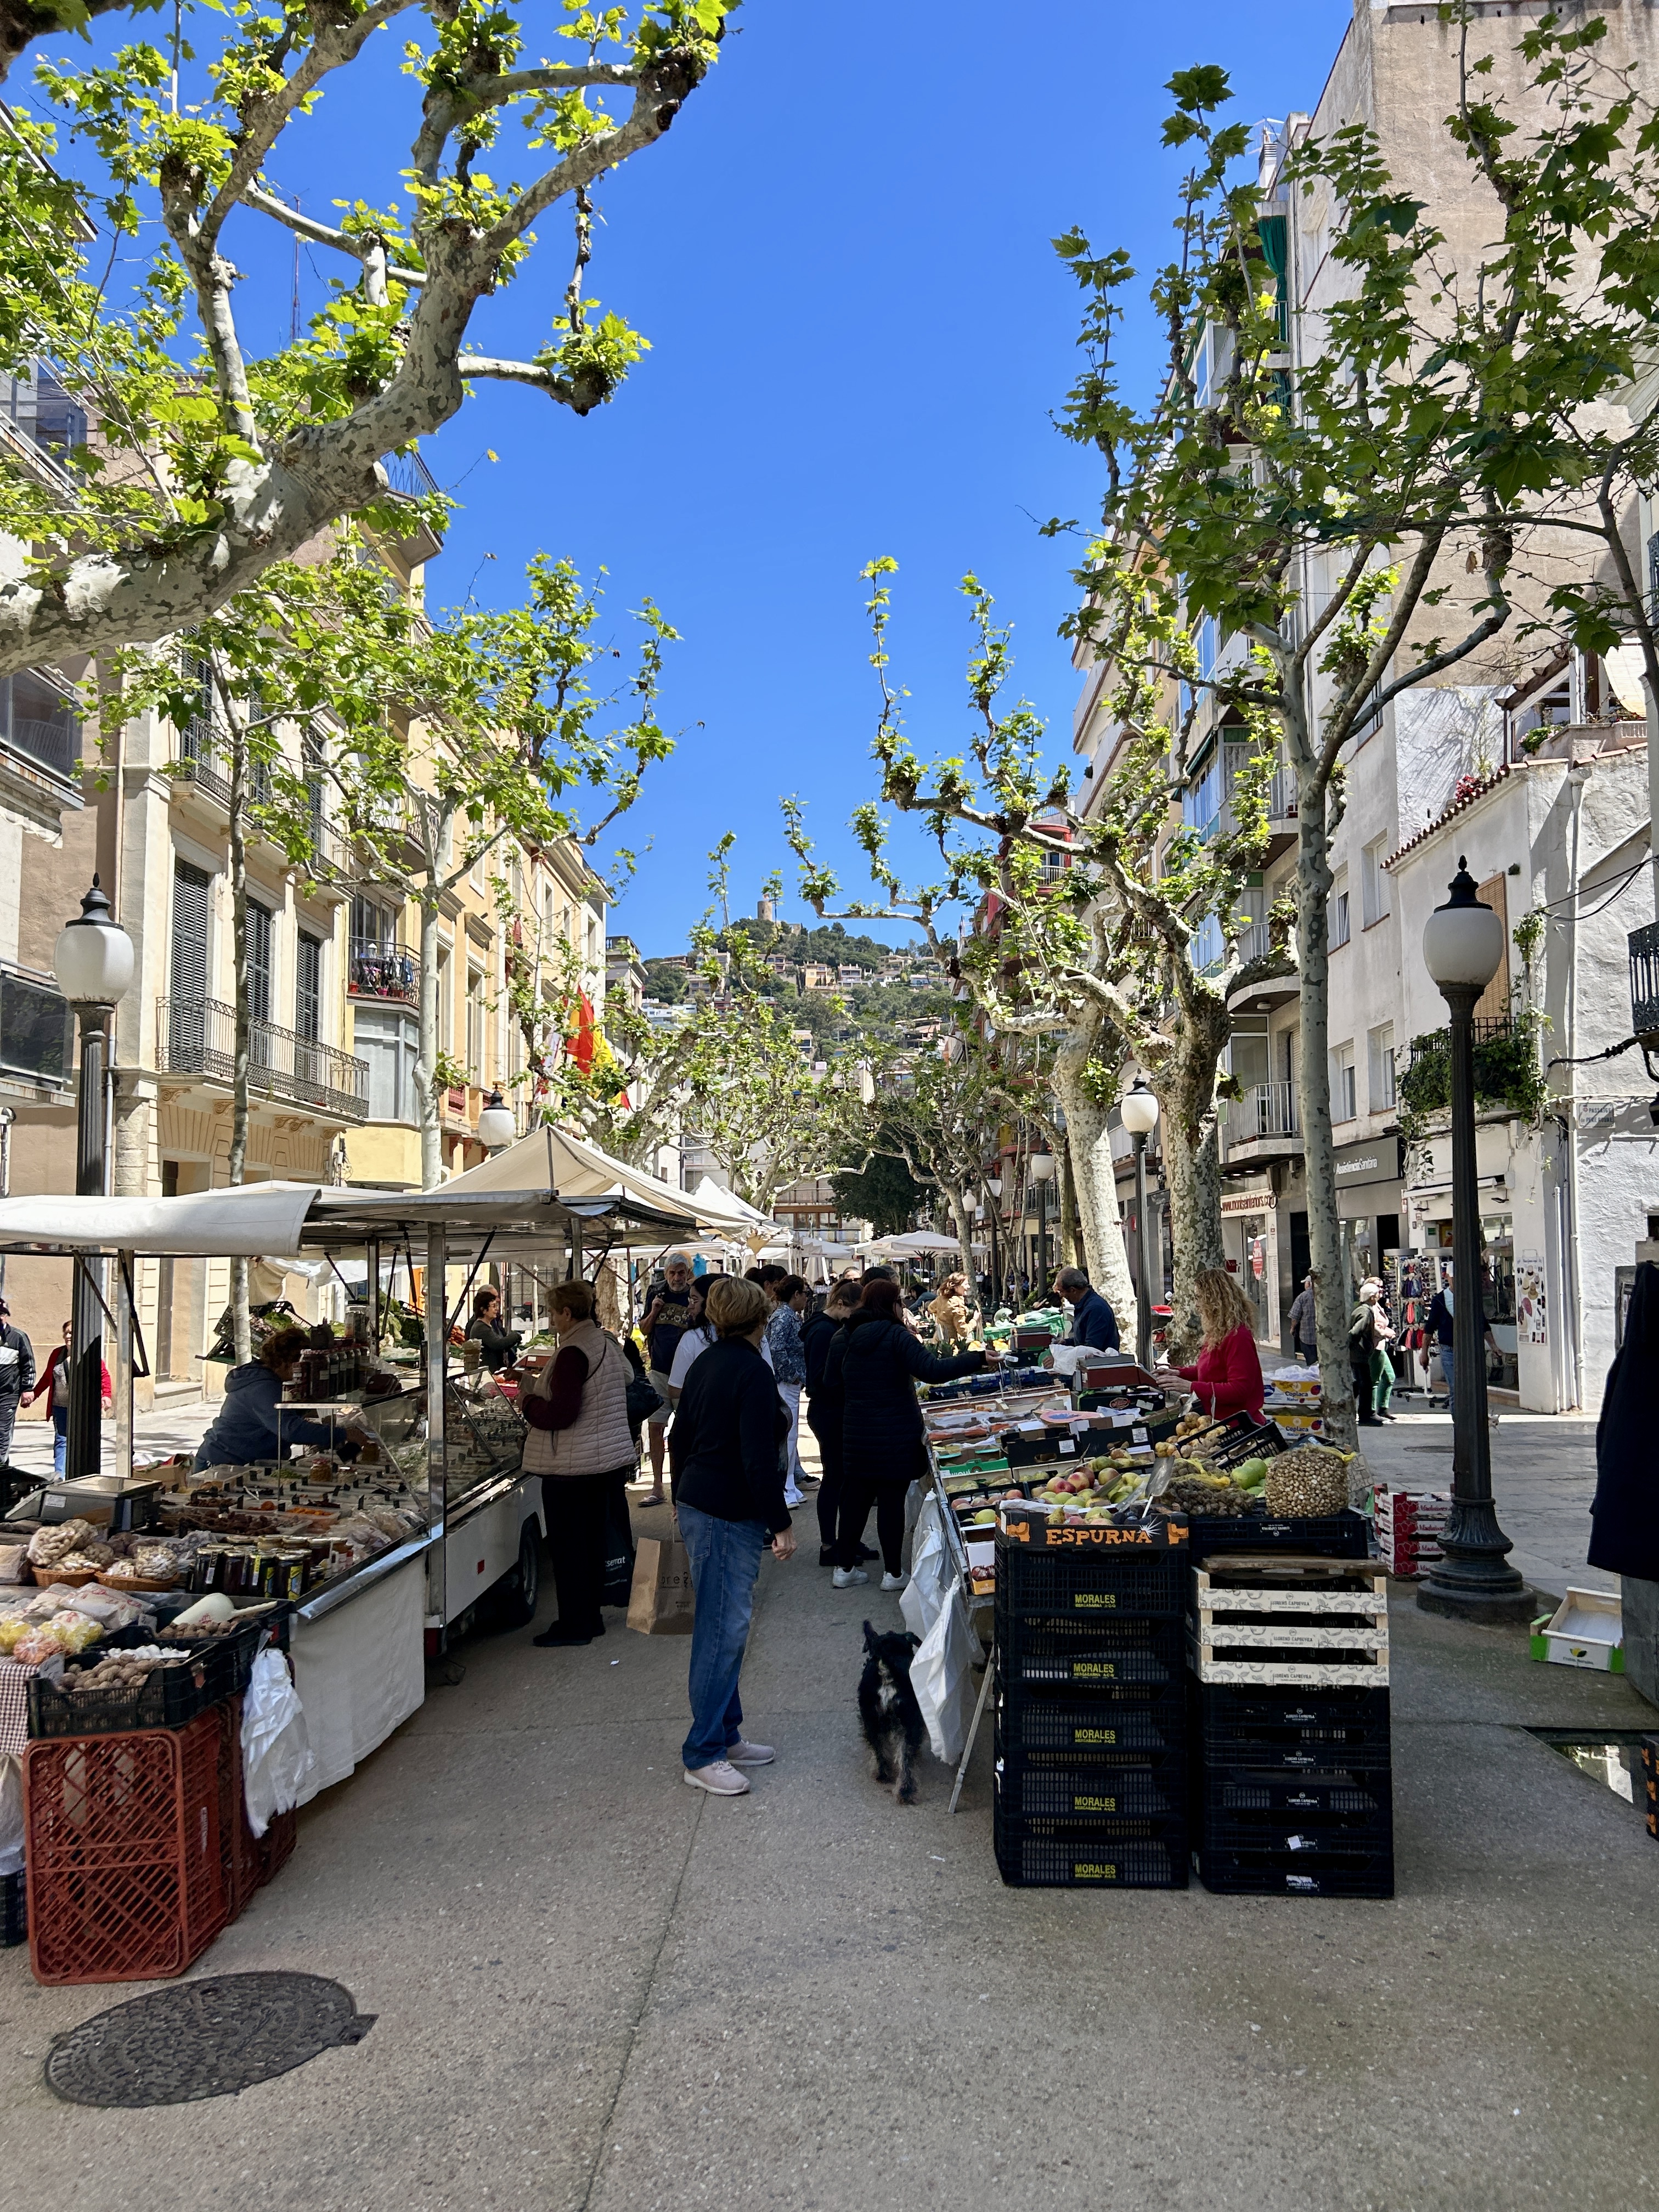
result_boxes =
[626,1536,696,1634]
[625,1373,664,1431]
[602,1472,636,1607]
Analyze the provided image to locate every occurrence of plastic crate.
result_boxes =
[1194,1683,1392,1769]
[995,1820,1188,1889]
[27,1648,221,1740]
[1,1869,25,1949]
[998,1615,1185,1692]
[24,1708,228,1983]
[996,1757,1185,1822]
[996,1547,1186,1622]
[1195,1845,1394,1898]
[1198,1770,1392,1820]
[1185,1510,1370,1565]
[997,1700,1181,1757]
[1198,1799,1391,1853]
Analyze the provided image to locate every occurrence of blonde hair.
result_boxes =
[548,1279,596,1323]
[704,1274,770,1338]
[1193,1266,1256,1349]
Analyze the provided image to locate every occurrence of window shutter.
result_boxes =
[1474,873,1509,1022]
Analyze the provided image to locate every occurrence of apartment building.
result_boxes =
[1070,2,1659,1407]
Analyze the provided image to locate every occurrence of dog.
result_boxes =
[859,1620,926,1804]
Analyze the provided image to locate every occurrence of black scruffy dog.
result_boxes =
[859,1620,926,1804]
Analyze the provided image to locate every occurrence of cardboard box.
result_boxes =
[1536,1588,1624,1673]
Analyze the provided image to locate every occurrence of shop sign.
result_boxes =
[1220,1190,1276,1215]
[1332,1137,1405,1189]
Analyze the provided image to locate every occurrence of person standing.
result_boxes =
[802,1279,864,1566]
[521,1279,636,1648]
[1052,1266,1121,1353]
[638,1251,695,1510]
[928,1272,974,1349]
[833,1277,985,1591]
[465,1285,521,1373]
[1350,1279,1397,1423]
[764,1274,811,1509]
[1288,1272,1319,1366]
[670,1274,795,1796]
[1167,1268,1264,1420]
[0,1299,35,1466]
[664,1279,715,1403]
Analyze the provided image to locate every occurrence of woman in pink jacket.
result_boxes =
[1170,1267,1265,1420]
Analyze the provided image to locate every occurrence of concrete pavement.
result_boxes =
[4,1458,1658,2211]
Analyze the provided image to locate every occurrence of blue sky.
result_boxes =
[33,0,1354,954]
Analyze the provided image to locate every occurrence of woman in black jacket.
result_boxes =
[669,1274,797,1797]
[465,1286,521,1373]
[801,1280,864,1566]
[833,1276,984,1590]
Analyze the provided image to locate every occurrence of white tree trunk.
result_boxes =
[1293,774,1358,1450]
[1052,1032,1137,1337]
[1154,995,1230,1361]
[415,898,442,1191]
[225,691,252,1364]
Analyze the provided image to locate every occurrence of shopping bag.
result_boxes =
[910,1587,977,1764]
[602,1476,636,1607]
[900,1496,950,1642]
[626,1536,696,1635]
[241,1646,315,1838]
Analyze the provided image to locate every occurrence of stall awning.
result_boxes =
[0,1180,321,1257]
[442,1126,764,1238]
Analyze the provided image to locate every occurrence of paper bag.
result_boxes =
[627,1536,696,1635]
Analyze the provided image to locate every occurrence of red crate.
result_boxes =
[24,1709,228,1985]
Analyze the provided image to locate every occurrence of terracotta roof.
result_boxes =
[1383,763,1511,870]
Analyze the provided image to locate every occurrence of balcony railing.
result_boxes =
[0,967,72,1086]
[1269,763,1297,820]
[1225,1079,1299,1149]
[0,669,81,781]
[348,940,419,1003]
[381,447,441,501]
[157,997,369,1120]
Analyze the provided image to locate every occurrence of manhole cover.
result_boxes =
[44,1973,376,2107]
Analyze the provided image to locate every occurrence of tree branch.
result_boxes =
[240,187,427,286]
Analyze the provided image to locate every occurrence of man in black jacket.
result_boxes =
[832,1278,984,1590]
[0,1298,36,1466]
[670,1275,796,1798]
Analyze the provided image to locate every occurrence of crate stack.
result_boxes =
[993,1517,1190,1888]
[1374,1486,1450,1580]
[1187,1553,1395,1897]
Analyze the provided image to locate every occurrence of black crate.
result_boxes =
[999,1614,1185,1693]
[1186,1510,1370,1565]
[26,1647,219,1738]
[1195,1846,1394,1898]
[1199,1770,1392,1820]
[996,1757,1186,1822]
[997,1700,1181,1756]
[997,1547,1186,1622]
[1194,1683,1391,1769]
[995,1819,1188,1889]
[1,1869,25,1949]
[1198,1799,1391,1854]
[159,1608,286,1699]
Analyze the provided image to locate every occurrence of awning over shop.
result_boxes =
[0,1180,321,1257]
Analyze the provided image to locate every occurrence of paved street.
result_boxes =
[4,1429,1657,2212]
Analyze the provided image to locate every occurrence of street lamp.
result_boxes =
[477,1087,516,1150]
[1029,1150,1056,1299]
[1417,856,1531,1624]
[52,876,134,1482]
[1120,1078,1161,1370]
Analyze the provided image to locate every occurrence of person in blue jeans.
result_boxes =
[26,1321,111,1474]
[668,1273,795,1796]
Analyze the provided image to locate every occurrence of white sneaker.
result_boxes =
[726,1739,775,1765]
[881,1571,907,1593]
[782,1487,806,1508]
[833,1566,870,1588]
[684,1759,750,1796]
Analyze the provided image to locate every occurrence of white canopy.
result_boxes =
[687,1174,775,1234]
[440,1123,763,1237]
[855,1229,964,1258]
[0,1180,321,1258]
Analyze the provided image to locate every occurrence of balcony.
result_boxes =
[1222,1079,1301,1169]
[0,966,72,1088]
[1265,762,1299,862]
[157,997,369,1121]
[1227,922,1299,1014]
[377,447,444,562]
[348,940,419,1004]
[0,668,81,783]
[1630,921,1659,1046]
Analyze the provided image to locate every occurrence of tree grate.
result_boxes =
[44,1972,376,2107]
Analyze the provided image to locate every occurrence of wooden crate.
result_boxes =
[1190,1554,1390,1688]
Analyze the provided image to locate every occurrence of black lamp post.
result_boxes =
[1120,1078,1161,1370]
[1417,857,1532,1624]
[52,876,134,1482]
